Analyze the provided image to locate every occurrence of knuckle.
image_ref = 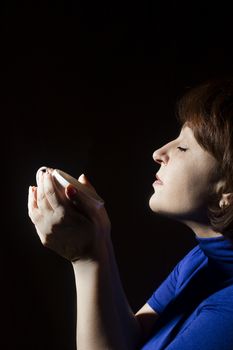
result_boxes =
[38,192,45,201]
[32,211,43,224]
[44,187,55,198]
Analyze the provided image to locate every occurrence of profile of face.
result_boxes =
[149,125,222,226]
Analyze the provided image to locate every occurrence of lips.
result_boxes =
[155,174,163,185]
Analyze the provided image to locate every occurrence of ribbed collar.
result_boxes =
[195,234,233,282]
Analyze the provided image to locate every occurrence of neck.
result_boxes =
[182,220,223,238]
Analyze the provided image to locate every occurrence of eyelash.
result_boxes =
[177,147,188,152]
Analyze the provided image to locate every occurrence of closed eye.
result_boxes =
[177,147,188,152]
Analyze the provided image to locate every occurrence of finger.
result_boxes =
[78,174,105,206]
[36,167,54,185]
[28,186,38,212]
[28,186,42,223]
[65,184,101,221]
[37,170,53,211]
[78,174,97,193]
[33,186,38,201]
[65,186,86,215]
[36,166,47,186]
[43,172,64,212]
[28,186,34,216]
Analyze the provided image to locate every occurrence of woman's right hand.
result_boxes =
[28,170,111,262]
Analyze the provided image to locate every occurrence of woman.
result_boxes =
[28,77,233,349]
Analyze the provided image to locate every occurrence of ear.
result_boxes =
[219,193,233,209]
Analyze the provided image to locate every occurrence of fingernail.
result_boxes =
[78,174,85,183]
[67,186,78,197]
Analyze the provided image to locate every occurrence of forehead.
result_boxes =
[179,125,196,142]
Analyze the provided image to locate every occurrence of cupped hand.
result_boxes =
[28,170,111,262]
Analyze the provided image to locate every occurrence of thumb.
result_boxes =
[78,173,97,193]
[66,184,79,200]
[65,182,102,221]
[66,174,104,211]
[65,184,94,220]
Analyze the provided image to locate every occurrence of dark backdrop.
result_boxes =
[2,2,233,349]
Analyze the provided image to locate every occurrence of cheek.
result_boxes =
[149,175,209,215]
[149,181,190,213]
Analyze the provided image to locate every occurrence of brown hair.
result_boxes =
[175,76,233,239]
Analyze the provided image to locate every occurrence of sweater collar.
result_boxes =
[195,234,233,281]
[195,234,233,259]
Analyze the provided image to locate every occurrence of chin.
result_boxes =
[149,197,164,214]
[148,197,193,220]
[149,196,156,211]
[149,193,166,212]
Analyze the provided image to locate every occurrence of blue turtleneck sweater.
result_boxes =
[141,235,233,349]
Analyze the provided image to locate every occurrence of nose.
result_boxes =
[152,146,169,165]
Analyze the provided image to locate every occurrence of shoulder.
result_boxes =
[175,244,207,287]
[147,244,206,312]
[199,283,233,312]
[179,244,205,267]
[167,285,233,350]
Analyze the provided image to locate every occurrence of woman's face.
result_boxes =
[149,125,220,224]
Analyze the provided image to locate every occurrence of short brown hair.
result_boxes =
[175,77,233,239]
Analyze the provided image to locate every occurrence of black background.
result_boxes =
[2,1,233,349]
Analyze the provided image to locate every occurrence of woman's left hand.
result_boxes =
[28,170,111,262]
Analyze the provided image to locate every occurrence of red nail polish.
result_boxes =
[68,186,78,197]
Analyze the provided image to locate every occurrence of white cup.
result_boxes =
[36,166,105,208]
